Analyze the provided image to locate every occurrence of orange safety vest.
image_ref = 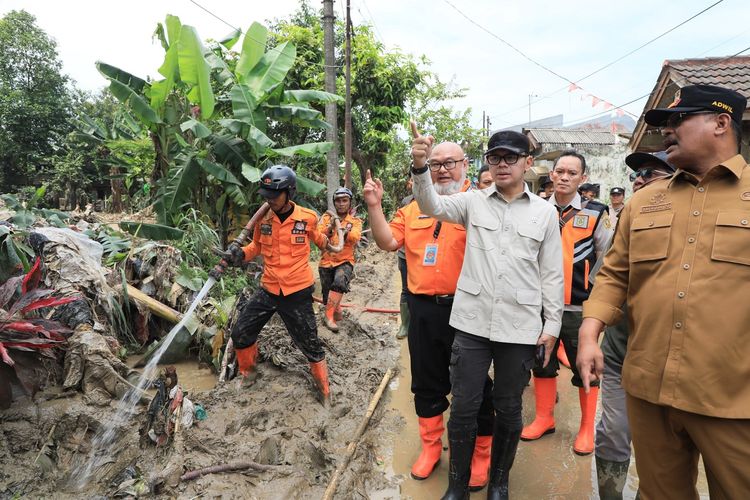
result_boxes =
[388,180,471,296]
[241,203,328,295]
[318,212,363,268]
[559,200,608,305]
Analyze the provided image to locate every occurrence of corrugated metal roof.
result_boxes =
[669,56,750,101]
[526,128,617,145]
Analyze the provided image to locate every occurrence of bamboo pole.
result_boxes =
[126,284,182,323]
[322,368,394,500]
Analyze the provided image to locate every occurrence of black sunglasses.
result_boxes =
[662,111,718,129]
[629,167,671,182]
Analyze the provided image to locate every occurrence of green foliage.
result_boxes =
[118,222,185,241]
[0,10,75,191]
[99,15,339,243]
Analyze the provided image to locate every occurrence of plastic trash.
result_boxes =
[194,404,207,421]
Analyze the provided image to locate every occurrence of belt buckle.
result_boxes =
[435,294,453,305]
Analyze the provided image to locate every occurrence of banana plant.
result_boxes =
[96,15,343,238]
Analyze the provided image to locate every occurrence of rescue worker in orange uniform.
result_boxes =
[364,142,495,492]
[217,165,333,405]
[318,187,362,332]
[522,150,613,455]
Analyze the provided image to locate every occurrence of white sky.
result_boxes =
[3,0,749,130]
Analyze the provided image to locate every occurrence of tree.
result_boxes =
[97,15,340,243]
[0,10,74,191]
[271,5,422,188]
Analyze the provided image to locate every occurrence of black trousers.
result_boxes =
[532,310,599,388]
[398,256,409,303]
[407,294,494,435]
[318,262,354,304]
[449,332,535,433]
[230,285,325,362]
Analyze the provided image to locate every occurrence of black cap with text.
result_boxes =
[645,84,746,126]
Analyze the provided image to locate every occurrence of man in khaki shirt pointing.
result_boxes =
[411,125,563,499]
[578,84,750,499]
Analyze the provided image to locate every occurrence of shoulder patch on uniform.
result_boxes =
[603,217,612,229]
[573,214,590,228]
[346,222,353,230]
[417,214,431,219]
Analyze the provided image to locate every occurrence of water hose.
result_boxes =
[211,203,270,277]
[324,210,345,253]
[312,295,398,314]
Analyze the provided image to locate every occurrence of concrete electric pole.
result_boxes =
[322,0,339,210]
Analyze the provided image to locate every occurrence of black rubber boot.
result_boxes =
[487,420,522,500]
[440,423,477,500]
[595,455,630,500]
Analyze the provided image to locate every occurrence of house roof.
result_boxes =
[526,128,618,147]
[630,55,750,152]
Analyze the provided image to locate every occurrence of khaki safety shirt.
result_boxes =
[583,154,750,418]
[412,173,564,344]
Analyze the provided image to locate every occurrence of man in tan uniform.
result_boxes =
[578,84,750,499]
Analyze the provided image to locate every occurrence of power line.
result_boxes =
[357,0,385,45]
[442,0,572,85]
[573,0,724,85]
[474,0,725,123]
[564,43,750,126]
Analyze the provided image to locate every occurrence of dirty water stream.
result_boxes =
[70,276,216,490]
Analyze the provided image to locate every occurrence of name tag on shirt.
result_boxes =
[423,244,438,266]
[573,214,589,228]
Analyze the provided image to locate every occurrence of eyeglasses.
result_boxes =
[629,167,671,182]
[662,111,717,129]
[427,158,465,171]
[484,153,527,166]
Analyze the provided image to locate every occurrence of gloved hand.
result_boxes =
[214,243,245,267]
[216,241,245,267]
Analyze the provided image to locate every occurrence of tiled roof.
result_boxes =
[668,56,750,103]
[526,128,617,146]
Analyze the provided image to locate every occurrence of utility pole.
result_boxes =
[344,0,352,189]
[528,93,539,126]
[322,0,339,211]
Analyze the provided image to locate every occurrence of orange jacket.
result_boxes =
[242,203,328,295]
[318,212,363,267]
[389,200,466,296]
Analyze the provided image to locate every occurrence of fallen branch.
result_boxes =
[180,460,285,482]
[322,367,394,500]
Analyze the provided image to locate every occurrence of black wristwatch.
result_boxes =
[411,162,429,175]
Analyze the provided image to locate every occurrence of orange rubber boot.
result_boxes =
[557,341,571,368]
[324,291,343,332]
[309,359,331,407]
[411,414,444,480]
[469,435,492,491]
[521,377,557,441]
[573,386,599,455]
[235,344,258,388]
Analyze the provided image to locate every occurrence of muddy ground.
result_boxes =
[0,246,405,499]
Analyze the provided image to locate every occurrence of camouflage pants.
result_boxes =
[230,285,325,362]
[318,262,354,304]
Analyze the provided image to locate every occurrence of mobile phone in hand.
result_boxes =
[534,344,545,369]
